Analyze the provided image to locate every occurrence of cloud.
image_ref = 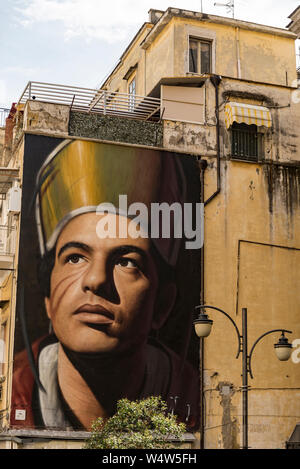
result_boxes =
[14,0,299,44]
[3,65,42,76]
[14,0,153,43]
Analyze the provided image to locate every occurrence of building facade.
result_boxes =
[101,8,300,449]
[0,7,299,449]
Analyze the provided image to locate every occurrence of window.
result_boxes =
[189,38,211,74]
[231,123,264,162]
[128,77,136,111]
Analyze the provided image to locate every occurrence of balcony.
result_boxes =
[18,82,161,121]
[0,109,10,128]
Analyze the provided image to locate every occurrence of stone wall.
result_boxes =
[69,111,163,147]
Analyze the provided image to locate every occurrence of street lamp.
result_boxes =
[194,305,293,449]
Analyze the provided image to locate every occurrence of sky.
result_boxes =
[0,0,299,108]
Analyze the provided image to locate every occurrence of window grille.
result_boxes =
[231,123,263,161]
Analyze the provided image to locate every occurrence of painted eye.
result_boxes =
[66,254,84,264]
[116,258,137,269]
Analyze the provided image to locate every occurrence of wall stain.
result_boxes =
[249,180,256,200]
[264,164,300,216]
[217,381,240,449]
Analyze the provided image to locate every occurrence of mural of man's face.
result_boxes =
[45,212,174,355]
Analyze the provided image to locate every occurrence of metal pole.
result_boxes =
[103,90,107,115]
[242,307,248,449]
[199,161,206,449]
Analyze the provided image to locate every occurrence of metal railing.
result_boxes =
[0,109,10,128]
[18,81,161,121]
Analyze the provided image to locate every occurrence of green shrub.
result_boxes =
[84,396,186,449]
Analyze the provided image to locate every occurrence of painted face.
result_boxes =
[45,212,160,354]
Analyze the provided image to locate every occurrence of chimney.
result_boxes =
[286,6,300,37]
[148,9,164,24]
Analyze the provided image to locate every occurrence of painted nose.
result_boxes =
[82,260,108,295]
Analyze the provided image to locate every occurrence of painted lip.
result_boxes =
[74,304,114,325]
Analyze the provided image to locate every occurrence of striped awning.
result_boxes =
[225,102,272,129]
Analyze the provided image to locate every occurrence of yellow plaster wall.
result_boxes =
[202,160,300,448]
[103,24,153,96]
[108,15,297,97]
[164,17,297,86]
[239,31,296,86]
[144,21,175,95]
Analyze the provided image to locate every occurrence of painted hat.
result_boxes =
[35,139,187,266]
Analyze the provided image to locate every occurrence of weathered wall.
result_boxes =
[0,433,196,449]
[22,103,164,148]
[0,436,86,449]
[23,101,69,136]
[220,79,300,164]
[162,78,300,165]
[163,120,216,156]
[202,159,300,449]
[163,79,216,155]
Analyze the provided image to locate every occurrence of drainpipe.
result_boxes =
[204,75,222,206]
[199,74,222,448]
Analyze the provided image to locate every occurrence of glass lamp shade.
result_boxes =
[274,334,292,361]
[194,314,213,338]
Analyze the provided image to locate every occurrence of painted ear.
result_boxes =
[152,282,177,330]
[44,297,52,320]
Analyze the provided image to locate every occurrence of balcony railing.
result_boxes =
[0,109,10,128]
[18,82,161,121]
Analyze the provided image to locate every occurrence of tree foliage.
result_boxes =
[84,396,186,449]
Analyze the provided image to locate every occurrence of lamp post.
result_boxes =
[194,305,293,450]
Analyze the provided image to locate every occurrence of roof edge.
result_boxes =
[141,8,297,50]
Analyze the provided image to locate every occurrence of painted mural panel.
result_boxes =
[11,135,201,431]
